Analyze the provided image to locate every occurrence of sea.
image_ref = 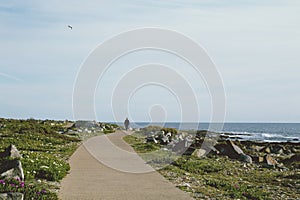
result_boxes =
[114,122,300,143]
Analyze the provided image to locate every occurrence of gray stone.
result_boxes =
[229,141,244,154]
[252,145,264,152]
[215,141,245,159]
[263,154,277,168]
[0,145,24,181]
[172,140,186,152]
[0,193,24,200]
[192,149,207,158]
[282,154,300,164]
[260,146,271,154]
[0,145,22,159]
[0,160,24,181]
[240,154,253,164]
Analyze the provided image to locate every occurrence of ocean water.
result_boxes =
[117,122,300,143]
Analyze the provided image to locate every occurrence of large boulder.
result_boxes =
[263,154,277,168]
[260,146,271,154]
[192,149,207,158]
[215,141,244,159]
[239,154,253,164]
[0,145,24,181]
[215,141,252,163]
[172,140,187,153]
[282,154,300,164]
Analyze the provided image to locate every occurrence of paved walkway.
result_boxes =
[59,131,193,200]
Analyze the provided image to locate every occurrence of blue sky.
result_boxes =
[0,0,300,122]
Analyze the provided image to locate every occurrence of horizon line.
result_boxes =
[1,117,299,124]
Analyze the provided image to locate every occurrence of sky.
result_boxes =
[0,0,300,122]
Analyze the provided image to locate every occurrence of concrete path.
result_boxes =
[59,131,193,200]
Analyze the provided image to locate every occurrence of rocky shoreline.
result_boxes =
[189,130,300,169]
[126,127,300,199]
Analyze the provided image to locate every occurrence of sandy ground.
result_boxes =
[58,131,193,200]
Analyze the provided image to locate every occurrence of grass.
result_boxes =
[0,118,116,199]
[124,133,300,200]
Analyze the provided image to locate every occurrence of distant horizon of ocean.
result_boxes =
[111,122,300,143]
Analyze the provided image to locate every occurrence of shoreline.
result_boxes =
[124,126,300,199]
[111,122,300,143]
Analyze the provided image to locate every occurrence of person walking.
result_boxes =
[124,118,130,131]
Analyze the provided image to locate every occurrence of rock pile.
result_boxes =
[142,128,300,168]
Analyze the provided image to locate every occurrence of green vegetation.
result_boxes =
[123,134,160,154]
[124,133,300,200]
[0,118,80,199]
[0,118,117,199]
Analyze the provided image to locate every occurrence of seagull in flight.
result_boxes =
[68,25,73,30]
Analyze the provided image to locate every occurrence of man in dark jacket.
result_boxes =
[124,118,130,131]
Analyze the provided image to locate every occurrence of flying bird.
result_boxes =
[68,25,73,30]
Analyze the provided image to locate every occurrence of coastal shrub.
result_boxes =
[103,129,114,134]
[204,178,270,200]
[132,143,160,153]
[174,157,222,174]
[140,126,162,135]
[161,128,178,135]
[123,135,144,145]
[140,126,178,136]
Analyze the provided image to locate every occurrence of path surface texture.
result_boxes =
[59,131,193,200]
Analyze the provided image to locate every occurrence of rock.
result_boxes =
[172,140,186,152]
[252,145,264,152]
[0,160,24,181]
[229,141,244,154]
[282,154,300,164]
[0,192,24,200]
[291,148,298,153]
[0,145,24,181]
[161,135,170,144]
[0,145,22,159]
[215,141,244,159]
[239,154,253,164]
[260,146,271,154]
[271,145,284,154]
[178,182,191,188]
[215,141,253,164]
[146,136,158,144]
[192,149,206,158]
[263,154,277,168]
[258,156,264,163]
